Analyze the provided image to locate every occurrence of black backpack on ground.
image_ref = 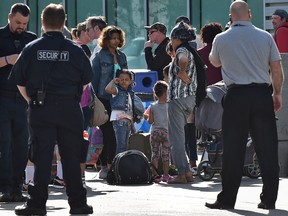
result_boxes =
[107,150,153,185]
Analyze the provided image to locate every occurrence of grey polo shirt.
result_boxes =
[210,21,281,86]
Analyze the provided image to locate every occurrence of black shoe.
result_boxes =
[0,193,13,202]
[13,194,28,202]
[258,202,275,209]
[0,193,28,203]
[15,204,46,215]
[205,201,234,209]
[70,204,93,214]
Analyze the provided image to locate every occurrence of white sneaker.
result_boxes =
[99,168,109,179]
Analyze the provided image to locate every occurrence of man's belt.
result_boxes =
[227,83,270,90]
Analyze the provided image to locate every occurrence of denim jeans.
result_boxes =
[112,119,131,154]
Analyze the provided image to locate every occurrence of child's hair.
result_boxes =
[153,80,168,98]
[115,69,134,80]
[163,64,170,78]
[166,41,173,56]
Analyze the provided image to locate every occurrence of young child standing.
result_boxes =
[147,81,171,182]
[105,69,135,154]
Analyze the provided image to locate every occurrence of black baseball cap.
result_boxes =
[175,16,190,25]
[273,9,288,19]
[144,22,167,34]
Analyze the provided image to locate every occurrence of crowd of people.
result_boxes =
[0,0,286,215]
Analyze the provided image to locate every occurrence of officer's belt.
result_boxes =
[0,90,23,98]
[45,93,77,100]
[227,83,270,90]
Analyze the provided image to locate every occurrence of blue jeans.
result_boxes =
[0,96,28,194]
[112,119,131,154]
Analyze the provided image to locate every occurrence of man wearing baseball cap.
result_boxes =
[144,22,171,80]
[272,9,288,53]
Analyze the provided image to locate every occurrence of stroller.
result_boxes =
[195,81,261,181]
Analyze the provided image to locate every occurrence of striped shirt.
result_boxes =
[168,46,197,101]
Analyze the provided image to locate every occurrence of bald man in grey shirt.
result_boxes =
[206,0,284,210]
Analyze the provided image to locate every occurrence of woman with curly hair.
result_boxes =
[91,25,128,179]
[198,22,223,85]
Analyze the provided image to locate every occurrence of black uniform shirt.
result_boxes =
[0,24,37,92]
[13,31,93,97]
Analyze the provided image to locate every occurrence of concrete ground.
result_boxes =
[0,169,288,216]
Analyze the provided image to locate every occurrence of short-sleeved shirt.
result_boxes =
[13,31,92,97]
[210,21,281,86]
[168,46,197,101]
[150,101,168,132]
[0,24,37,92]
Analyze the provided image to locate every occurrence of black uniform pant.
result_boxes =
[184,123,198,161]
[217,86,279,207]
[99,98,116,166]
[0,95,28,194]
[26,96,87,209]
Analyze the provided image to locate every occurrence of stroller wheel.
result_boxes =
[197,160,215,181]
[243,161,261,178]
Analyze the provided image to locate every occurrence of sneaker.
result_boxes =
[15,203,46,216]
[162,175,173,182]
[70,204,93,214]
[99,168,109,179]
[53,176,65,189]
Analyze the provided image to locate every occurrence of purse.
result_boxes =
[88,86,109,127]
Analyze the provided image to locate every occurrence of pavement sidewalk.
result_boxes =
[0,169,288,216]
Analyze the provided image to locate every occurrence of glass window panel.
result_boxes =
[114,0,146,69]
[201,0,231,28]
[148,0,188,34]
[75,0,104,24]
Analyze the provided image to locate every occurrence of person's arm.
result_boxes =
[105,78,118,95]
[209,38,222,67]
[270,60,284,112]
[0,54,19,68]
[17,85,30,104]
[145,42,171,72]
[91,53,101,95]
[143,105,151,121]
[147,105,154,124]
[176,52,191,85]
[209,53,221,67]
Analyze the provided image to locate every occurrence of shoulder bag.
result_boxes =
[88,85,109,127]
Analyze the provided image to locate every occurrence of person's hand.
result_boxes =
[273,94,282,112]
[7,54,19,65]
[177,70,191,85]
[113,78,120,84]
[144,40,154,48]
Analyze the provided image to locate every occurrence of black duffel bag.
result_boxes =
[107,149,153,185]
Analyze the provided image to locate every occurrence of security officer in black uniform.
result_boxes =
[12,4,93,215]
[0,3,37,202]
